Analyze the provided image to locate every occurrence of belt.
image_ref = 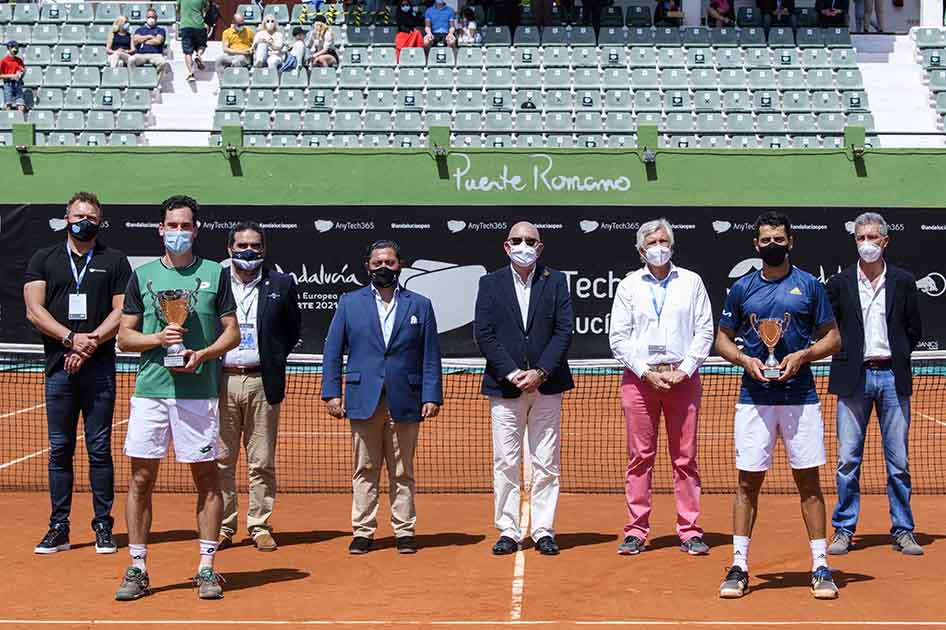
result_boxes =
[648,362,681,373]
[863,358,893,370]
[222,365,261,375]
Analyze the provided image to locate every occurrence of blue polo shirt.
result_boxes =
[719,265,834,406]
[425,4,455,34]
[135,25,166,54]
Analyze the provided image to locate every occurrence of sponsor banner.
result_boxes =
[3,205,945,358]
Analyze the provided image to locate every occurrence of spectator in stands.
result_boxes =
[654,0,684,26]
[253,15,285,71]
[0,40,26,113]
[759,0,796,28]
[305,16,337,68]
[532,0,553,27]
[129,9,167,82]
[395,0,424,61]
[815,0,848,26]
[707,0,735,26]
[424,0,457,51]
[280,27,307,72]
[853,0,885,32]
[456,7,482,45]
[106,17,135,69]
[218,13,254,69]
[178,0,209,83]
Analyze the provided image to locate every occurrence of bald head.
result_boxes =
[508,221,540,242]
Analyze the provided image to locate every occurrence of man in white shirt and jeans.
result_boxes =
[609,218,714,557]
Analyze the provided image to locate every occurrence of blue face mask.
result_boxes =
[231,248,264,271]
[164,230,193,255]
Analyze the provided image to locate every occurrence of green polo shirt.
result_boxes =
[178,0,208,30]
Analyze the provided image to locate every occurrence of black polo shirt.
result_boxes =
[25,240,132,374]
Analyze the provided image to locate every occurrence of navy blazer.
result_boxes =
[474,264,574,398]
[826,263,922,398]
[252,267,302,405]
[321,285,443,421]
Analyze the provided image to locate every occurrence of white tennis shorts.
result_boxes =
[734,403,826,472]
[124,397,220,463]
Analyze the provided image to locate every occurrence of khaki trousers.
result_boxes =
[350,396,420,539]
[217,373,280,538]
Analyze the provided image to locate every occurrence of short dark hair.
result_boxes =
[365,239,402,261]
[160,195,200,223]
[753,211,792,239]
[66,191,102,214]
[228,220,266,248]
[292,26,305,36]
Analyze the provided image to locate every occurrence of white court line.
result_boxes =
[919,412,946,428]
[1,621,946,627]
[510,429,533,623]
[0,418,129,471]
[280,432,350,437]
[0,402,46,420]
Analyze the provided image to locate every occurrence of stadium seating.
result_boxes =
[915,28,946,128]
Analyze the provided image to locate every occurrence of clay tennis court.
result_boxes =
[1,352,946,628]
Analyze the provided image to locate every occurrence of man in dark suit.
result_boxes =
[759,0,796,28]
[474,221,574,557]
[322,239,443,555]
[826,212,923,556]
[815,0,847,26]
[217,221,301,552]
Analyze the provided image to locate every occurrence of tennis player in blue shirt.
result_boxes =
[715,211,842,600]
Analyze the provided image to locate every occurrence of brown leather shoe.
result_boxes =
[217,534,233,551]
[253,531,277,552]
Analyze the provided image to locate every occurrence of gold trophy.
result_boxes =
[147,279,201,368]
[749,313,791,379]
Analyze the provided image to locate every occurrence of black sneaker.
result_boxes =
[396,536,417,554]
[34,525,70,554]
[94,523,117,554]
[349,536,372,555]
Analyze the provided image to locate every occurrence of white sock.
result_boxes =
[732,535,750,571]
[129,544,147,571]
[199,539,219,570]
[810,538,828,571]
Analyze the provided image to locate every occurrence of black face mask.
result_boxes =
[370,266,399,289]
[68,218,100,242]
[758,243,788,267]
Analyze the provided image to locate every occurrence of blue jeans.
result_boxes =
[45,354,116,530]
[3,80,24,107]
[832,368,914,537]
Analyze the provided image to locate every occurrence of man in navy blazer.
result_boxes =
[322,239,443,555]
[217,221,301,552]
[825,212,924,556]
[474,221,574,557]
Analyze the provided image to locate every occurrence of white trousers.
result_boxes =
[490,391,563,543]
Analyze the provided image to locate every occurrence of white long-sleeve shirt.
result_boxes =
[608,263,714,378]
[857,262,891,360]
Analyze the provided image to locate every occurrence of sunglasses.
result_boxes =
[508,237,539,247]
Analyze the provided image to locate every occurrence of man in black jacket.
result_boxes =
[826,212,923,556]
[474,221,574,557]
[216,221,301,552]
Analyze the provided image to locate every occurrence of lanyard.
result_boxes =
[236,282,258,322]
[67,243,93,293]
[648,273,672,325]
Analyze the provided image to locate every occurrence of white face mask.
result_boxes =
[644,244,672,267]
[858,241,883,264]
[508,242,538,268]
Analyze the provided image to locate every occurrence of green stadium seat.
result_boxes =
[767,27,795,48]
[719,69,749,90]
[836,69,863,90]
[0,4,11,23]
[600,6,624,27]
[847,112,875,131]
[545,89,573,111]
[791,135,820,148]
[366,67,395,89]
[698,134,727,148]
[13,3,39,24]
[934,92,946,115]
[634,90,661,112]
[484,111,513,132]
[753,90,780,113]
[32,24,60,46]
[122,89,151,111]
[65,4,93,24]
[276,89,306,111]
[716,48,742,68]
[425,111,450,129]
[662,134,698,148]
[916,28,946,49]
[658,46,686,68]
[394,111,424,133]
[773,49,800,68]
[212,110,241,130]
[486,88,513,110]
[263,4,290,24]
[603,89,632,111]
[824,27,852,48]
[484,25,511,46]
[28,109,55,130]
[25,45,51,66]
[723,90,752,112]
[338,67,367,90]
[241,133,268,147]
[603,67,630,88]
[270,133,300,147]
[687,48,711,67]
[87,25,110,46]
[744,48,771,69]
[457,47,484,68]
[738,27,765,48]
[696,112,725,133]
[364,110,392,132]
[53,45,81,67]
[365,88,396,111]
[541,25,568,46]
[456,67,483,90]
[664,90,692,112]
[748,69,777,90]
[236,4,261,23]
[606,133,637,148]
[129,66,158,89]
[513,47,539,68]
[756,113,786,133]
[485,67,514,90]
[817,112,845,133]
[301,110,331,132]
[245,88,275,111]
[78,131,108,146]
[627,27,656,46]
[571,25,597,47]
[796,27,825,48]
[572,46,597,68]
[830,48,858,68]
[636,112,662,128]
[929,69,946,92]
[625,6,653,27]
[575,90,600,110]
[94,4,121,24]
[542,45,570,67]
[665,113,696,132]
[398,47,426,68]
[842,90,869,112]
[341,47,368,67]
[393,133,424,148]
[33,87,64,110]
[57,110,86,131]
[513,26,540,48]
[123,3,149,22]
[85,110,115,130]
[690,68,717,90]
[43,67,72,88]
[811,90,842,111]
[427,47,454,68]
[782,89,813,112]
[93,88,123,111]
[802,69,831,90]
[7,24,32,44]
[654,27,681,47]
[760,134,789,148]
[250,67,279,88]
[397,90,424,110]
[515,68,542,91]
[628,46,657,68]
[574,67,600,89]
[544,67,571,89]
[79,46,108,67]
[371,26,397,46]
[309,67,337,88]
[334,89,365,111]
[218,89,244,110]
[345,26,370,46]
[710,27,738,47]
[396,67,424,90]
[220,67,250,89]
[279,68,308,88]
[598,26,626,46]
[453,111,481,132]
[631,68,660,90]
[243,111,271,132]
[801,48,830,68]
[23,66,43,88]
[545,111,572,133]
[693,90,722,111]
[681,26,710,47]
[787,112,817,133]
[737,7,762,27]
[71,67,101,88]
[41,132,78,146]
[605,111,635,133]
[602,46,627,67]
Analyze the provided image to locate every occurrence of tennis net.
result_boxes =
[1,345,945,495]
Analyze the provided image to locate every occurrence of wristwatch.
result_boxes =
[62,331,75,349]
[535,367,549,382]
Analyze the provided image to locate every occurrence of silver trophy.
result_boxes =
[749,312,791,379]
[147,278,201,368]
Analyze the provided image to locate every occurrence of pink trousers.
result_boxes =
[621,370,703,542]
